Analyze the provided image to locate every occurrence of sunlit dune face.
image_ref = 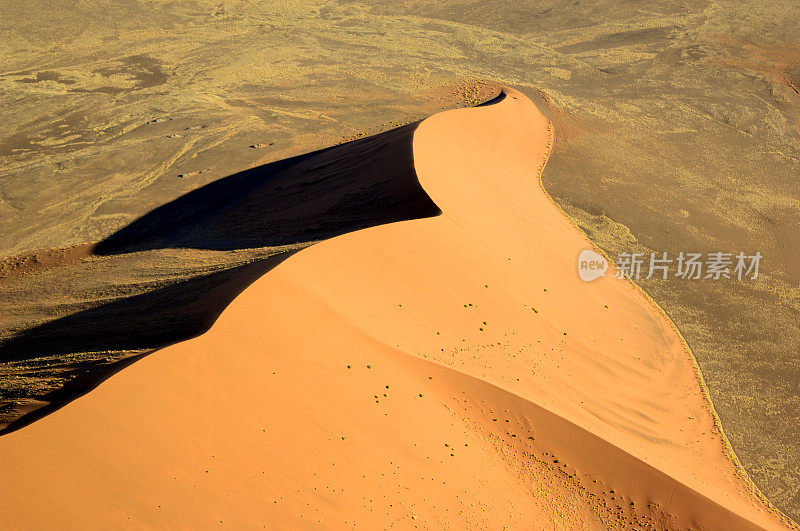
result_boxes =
[0,90,790,529]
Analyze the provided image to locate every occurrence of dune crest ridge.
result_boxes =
[0,88,790,529]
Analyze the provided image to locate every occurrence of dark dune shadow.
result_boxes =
[3,122,439,363]
[94,122,440,255]
[1,120,442,434]
[0,252,295,435]
[0,253,296,365]
[477,91,507,106]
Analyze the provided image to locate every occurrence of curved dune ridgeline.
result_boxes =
[0,89,791,528]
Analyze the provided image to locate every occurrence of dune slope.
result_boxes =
[0,89,789,529]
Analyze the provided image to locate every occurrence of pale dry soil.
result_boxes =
[1,0,799,520]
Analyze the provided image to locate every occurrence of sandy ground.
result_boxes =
[0,89,790,528]
[2,2,799,517]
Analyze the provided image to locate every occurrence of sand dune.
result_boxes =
[0,89,790,529]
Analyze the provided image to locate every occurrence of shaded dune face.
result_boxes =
[93,123,440,255]
[0,90,791,528]
[0,123,440,434]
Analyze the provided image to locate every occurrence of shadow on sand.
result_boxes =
[0,121,441,434]
[93,122,439,255]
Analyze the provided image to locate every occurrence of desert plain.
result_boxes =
[1,0,799,527]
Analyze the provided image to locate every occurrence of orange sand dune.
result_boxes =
[0,89,790,529]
